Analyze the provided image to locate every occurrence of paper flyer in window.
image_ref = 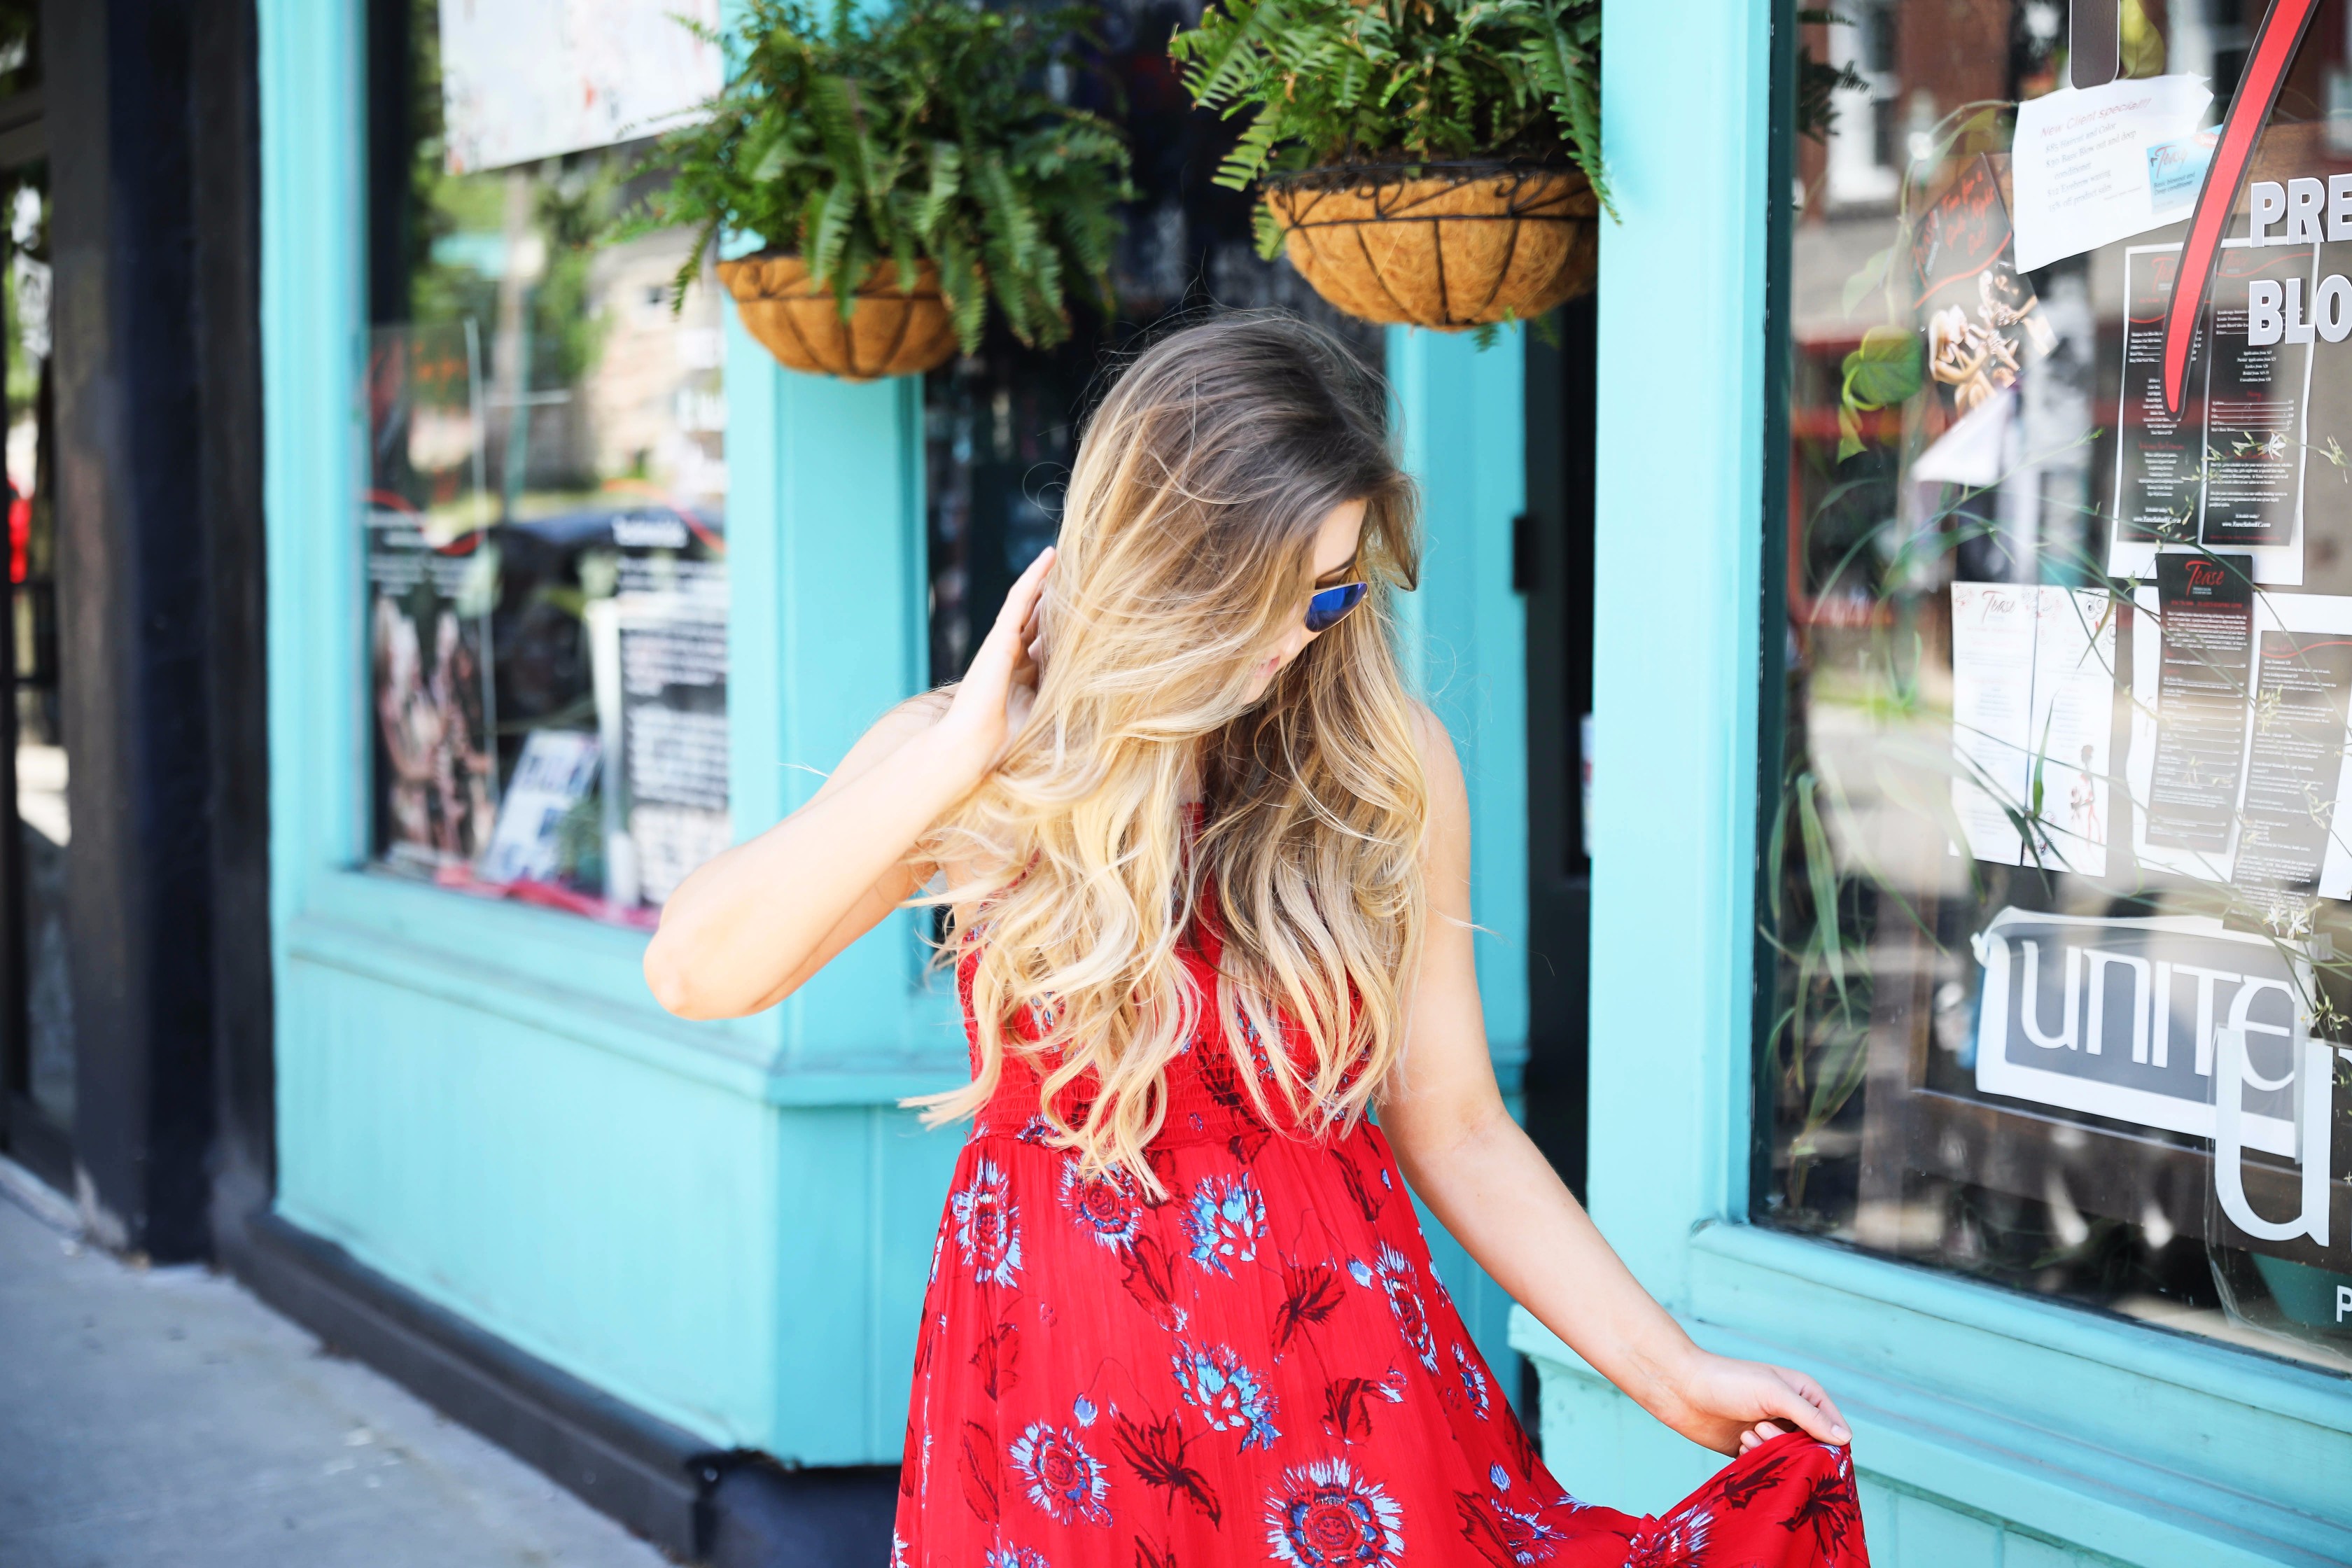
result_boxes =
[2132,554,2257,876]
[438,0,722,174]
[2112,246,2205,552]
[1912,155,2057,424]
[364,323,500,874]
[475,729,601,887]
[2110,241,2314,586]
[2128,566,2352,910]
[589,541,729,910]
[1949,582,2115,876]
[2007,75,2212,273]
[2200,241,2318,554]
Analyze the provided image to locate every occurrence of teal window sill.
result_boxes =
[283,867,965,1106]
[1511,1222,2351,1565]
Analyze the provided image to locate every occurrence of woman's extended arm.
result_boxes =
[1376,708,1851,1458]
[643,548,1054,1020]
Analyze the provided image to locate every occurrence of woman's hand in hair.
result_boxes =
[643,552,1051,1019]
[937,546,1054,780]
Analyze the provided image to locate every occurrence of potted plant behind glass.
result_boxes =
[634,0,1130,380]
[1169,0,1606,330]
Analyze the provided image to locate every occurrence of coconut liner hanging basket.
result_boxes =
[1261,162,1599,330]
[715,252,962,382]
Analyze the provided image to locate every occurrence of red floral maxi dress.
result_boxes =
[892,917,1870,1568]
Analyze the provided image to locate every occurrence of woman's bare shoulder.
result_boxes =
[1402,699,1462,780]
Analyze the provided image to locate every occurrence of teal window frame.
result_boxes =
[261,1,963,1118]
[1509,5,2352,1563]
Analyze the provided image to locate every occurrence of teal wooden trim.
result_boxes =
[1390,324,1530,1074]
[283,906,964,1106]
[1513,1307,2350,1566]
[1583,0,1774,1306]
[258,0,365,940]
[766,1102,964,1463]
[1688,1223,2352,1441]
[764,363,958,1066]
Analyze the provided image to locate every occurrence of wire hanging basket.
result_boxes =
[715,253,962,382]
[1261,161,1599,329]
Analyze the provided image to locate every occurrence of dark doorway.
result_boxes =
[1520,298,1597,1203]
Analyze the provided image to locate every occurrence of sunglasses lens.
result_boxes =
[1305,582,1366,634]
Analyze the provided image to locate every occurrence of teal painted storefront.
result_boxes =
[263,1,2352,1561]
[1511,7,2352,1568]
[255,0,1526,1472]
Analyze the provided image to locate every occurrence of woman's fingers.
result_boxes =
[1021,585,1049,671]
[1763,1367,1850,1445]
[967,548,1056,685]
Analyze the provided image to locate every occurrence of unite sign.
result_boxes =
[1972,909,2345,1250]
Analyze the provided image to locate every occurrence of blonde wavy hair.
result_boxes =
[909,312,1429,1194]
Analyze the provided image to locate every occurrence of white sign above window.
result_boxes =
[438,0,723,174]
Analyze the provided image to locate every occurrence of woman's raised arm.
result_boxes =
[642,547,1054,1019]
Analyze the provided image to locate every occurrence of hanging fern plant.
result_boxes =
[1166,0,1607,330]
[1168,0,1609,212]
[631,0,1131,357]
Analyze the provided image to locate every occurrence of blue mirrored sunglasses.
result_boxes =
[1305,580,1368,634]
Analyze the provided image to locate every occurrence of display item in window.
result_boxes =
[1774,0,2352,1376]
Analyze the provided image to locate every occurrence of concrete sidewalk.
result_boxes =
[0,1161,676,1567]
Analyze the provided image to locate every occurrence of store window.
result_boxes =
[1767,1,2352,1372]
[923,0,1381,682]
[363,0,728,925]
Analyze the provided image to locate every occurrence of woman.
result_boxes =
[647,314,1869,1567]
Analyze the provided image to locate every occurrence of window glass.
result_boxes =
[924,0,1383,684]
[1767,1,2352,1373]
[364,0,728,925]
[2,157,60,1129]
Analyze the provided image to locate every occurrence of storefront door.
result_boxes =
[1522,298,1599,1208]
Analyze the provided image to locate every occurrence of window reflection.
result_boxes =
[366,1,727,924]
[1768,1,2352,1375]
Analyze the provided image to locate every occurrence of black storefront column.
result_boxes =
[42,0,267,1261]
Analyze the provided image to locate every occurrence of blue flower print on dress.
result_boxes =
[1008,1420,1113,1527]
[1451,1343,1492,1419]
[1184,1172,1266,1274]
[1172,1338,1281,1451]
[1624,1502,1712,1568]
[951,1157,1023,1287]
[1073,1394,1098,1427]
[1347,1258,1376,1288]
[1373,1242,1438,1371]
[1456,1465,1570,1565]
[1265,1456,1405,1568]
[1058,1160,1143,1252]
[981,1548,1052,1568]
